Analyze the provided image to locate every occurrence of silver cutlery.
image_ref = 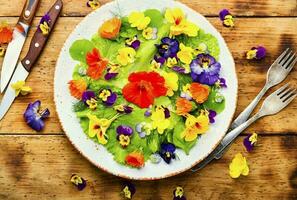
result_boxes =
[192,83,296,171]
[230,48,296,130]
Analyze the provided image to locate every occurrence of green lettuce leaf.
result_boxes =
[204,88,226,113]
[69,39,94,63]
[144,9,164,28]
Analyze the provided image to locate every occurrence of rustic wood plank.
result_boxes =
[0,0,296,17]
[0,135,296,199]
[0,17,296,134]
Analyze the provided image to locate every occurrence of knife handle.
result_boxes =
[21,0,63,72]
[18,0,40,26]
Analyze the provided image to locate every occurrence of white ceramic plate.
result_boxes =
[54,0,237,180]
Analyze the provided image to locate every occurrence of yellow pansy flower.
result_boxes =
[142,27,158,40]
[151,106,170,134]
[229,153,249,178]
[11,80,32,97]
[86,98,98,110]
[128,11,151,30]
[98,89,111,101]
[161,71,179,97]
[167,57,177,68]
[117,47,136,66]
[39,22,50,36]
[177,43,194,64]
[150,59,161,71]
[181,113,209,142]
[165,8,199,37]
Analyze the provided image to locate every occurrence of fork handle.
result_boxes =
[229,85,269,130]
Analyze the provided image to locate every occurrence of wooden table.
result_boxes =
[0,0,296,199]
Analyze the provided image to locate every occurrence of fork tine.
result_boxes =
[283,93,297,106]
[280,50,293,65]
[276,83,290,96]
[287,56,297,71]
[281,88,296,100]
[276,48,290,63]
[284,53,296,68]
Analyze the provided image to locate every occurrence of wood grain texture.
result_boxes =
[0,17,296,134]
[0,0,296,17]
[0,135,296,200]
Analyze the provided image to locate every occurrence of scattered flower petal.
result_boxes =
[68,79,87,100]
[11,80,32,96]
[246,46,266,60]
[87,0,100,10]
[229,153,249,178]
[243,132,258,152]
[24,100,50,132]
[0,22,13,44]
[38,14,51,35]
[173,186,186,200]
[70,174,86,191]
[121,181,136,199]
[219,9,235,28]
[99,17,121,39]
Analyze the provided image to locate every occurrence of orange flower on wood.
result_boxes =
[125,152,145,168]
[68,79,87,99]
[0,22,13,44]
[190,83,210,104]
[176,97,193,115]
[86,48,108,80]
[99,18,121,39]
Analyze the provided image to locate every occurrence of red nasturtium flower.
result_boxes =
[86,48,108,80]
[0,23,13,44]
[125,152,145,168]
[68,79,87,99]
[122,71,167,108]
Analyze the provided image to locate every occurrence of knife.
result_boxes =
[0,0,40,93]
[0,0,63,120]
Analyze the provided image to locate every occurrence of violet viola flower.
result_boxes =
[122,181,136,199]
[156,37,179,59]
[172,66,186,74]
[243,132,258,152]
[208,110,217,124]
[125,36,141,50]
[219,9,234,27]
[82,90,96,104]
[104,63,120,80]
[117,125,134,148]
[23,100,50,132]
[173,186,187,200]
[154,55,166,66]
[38,13,51,35]
[98,89,117,106]
[190,54,221,86]
[114,104,133,114]
[70,174,86,191]
[246,46,266,60]
[160,143,176,164]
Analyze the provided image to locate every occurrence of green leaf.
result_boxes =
[119,17,139,39]
[144,9,164,28]
[69,39,94,63]
[147,133,160,153]
[154,96,171,107]
[204,88,226,113]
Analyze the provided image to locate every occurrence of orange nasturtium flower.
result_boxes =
[86,48,108,80]
[0,22,13,44]
[189,83,210,104]
[125,152,145,168]
[176,97,192,115]
[99,17,122,39]
[68,79,87,100]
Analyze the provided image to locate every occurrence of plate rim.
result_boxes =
[54,0,238,180]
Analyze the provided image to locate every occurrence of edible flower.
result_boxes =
[87,113,120,145]
[70,174,86,191]
[194,43,208,55]
[142,27,158,40]
[0,22,12,44]
[177,43,194,64]
[173,186,187,200]
[160,71,179,96]
[68,79,87,100]
[11,80,32,97]
[136,122,153,138]
[38,14,51,35]
[99,17,121,39]
[181,113,209,142]
[243,132,258,152]
[176,97,192,116]
[208,110,217,124]
[156,37,179,59]
[128,11,151,30]
[105,63,120,80]
[117,47,136,66]
[172,66,187,74]
[229,153,249,178]
[125,36,141,50]
[144,106,152,117]
[98,89,117,106]
[167,57,178,68]
[86,48,108,80]
[246,46,266,60]
[219,9,235,28]
[122,71,167,108]
[159,143,176,164]
[151,106,170,134]
[165,8,199,37]
[86,0,100,10]
[215,78,227,89]
[0,47,5,56]
[23,100,50,132]
[117,125,134,148]
[114,104,133,114]
[189,83,210,104]
[180,84,192,101]
[190,53,221,85]
[82,90,97,109]
[125,152,145,168]
[121,182,136,199]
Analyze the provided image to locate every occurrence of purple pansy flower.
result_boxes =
[190,54,221,85]
[172,66,187,74]
[160,143,176,164]
[82,90,96,104]
[122,181,136,199]
[114,105,133,114]
[156,37,179,59]
[23,100,50,132]
[104,63,120,80]
[218,78,227,88]
[208,110,217,124]
[70,174,86,191]
[243,133,258,152]
[117,125,133,137]
[246,46,266,60]
[219,9,234,27]
[154,55,166,65]
[173,186,187,200]
[38,13,51,33]
[125,36,141,50]
[99,89,117,106]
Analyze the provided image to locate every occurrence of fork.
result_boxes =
[192,83,296,171]
[230,48,297,130]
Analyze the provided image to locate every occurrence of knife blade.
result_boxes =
[0,0,63,120]
[0,0,40,93]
